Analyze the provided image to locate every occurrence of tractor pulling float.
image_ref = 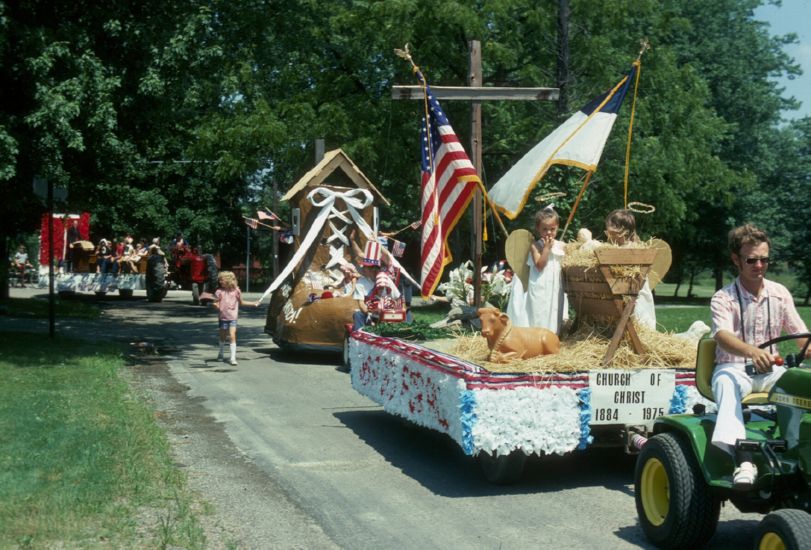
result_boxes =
[635,333,811,549]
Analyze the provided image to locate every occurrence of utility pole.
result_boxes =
[556,0,571,115]
[392,40,559,305]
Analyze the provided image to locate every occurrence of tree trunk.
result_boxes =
[0,237,9,301]
[804,284,810,306]
[556,0,570,115]
[714,267,724,291]
[687,268,696,298]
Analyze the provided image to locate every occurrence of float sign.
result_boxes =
[588,369,675,426]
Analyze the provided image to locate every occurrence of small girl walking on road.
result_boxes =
[213,271,259,366]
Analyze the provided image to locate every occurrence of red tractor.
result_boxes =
[167,246,219,304]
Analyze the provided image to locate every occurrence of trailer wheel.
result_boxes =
[478,451,527,485]
[635,432,720,549]
[341,336,352,372]
[755,509,811,550]
[119,289,133,299]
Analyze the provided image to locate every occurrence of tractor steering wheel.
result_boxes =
[757,332,811,369]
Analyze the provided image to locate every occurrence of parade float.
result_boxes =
[344,45,713,483]
[36,212,146,297]
[346,238,711,483]
[261,148,418,352]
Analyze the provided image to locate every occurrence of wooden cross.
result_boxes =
[392,40,559,305]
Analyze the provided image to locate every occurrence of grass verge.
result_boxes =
[3,296,101,319]
[0,332,205,549]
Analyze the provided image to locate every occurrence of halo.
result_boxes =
[627,201,656,214]
[534,191,567,203]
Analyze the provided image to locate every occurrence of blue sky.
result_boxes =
[755,0,811,120]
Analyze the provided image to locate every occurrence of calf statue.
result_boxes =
[477,307,561,363]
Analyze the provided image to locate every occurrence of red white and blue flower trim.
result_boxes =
[349,331,709,457]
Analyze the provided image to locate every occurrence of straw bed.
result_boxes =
[450,321,697,373]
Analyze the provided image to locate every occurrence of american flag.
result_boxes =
[417,73,481,298]
[391,239,406,258]
[244,217,258,229]
[257,210,277,221]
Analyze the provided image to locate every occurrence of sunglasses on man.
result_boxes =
[743,256,770,265]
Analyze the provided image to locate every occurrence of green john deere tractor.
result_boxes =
[635,332,811,549]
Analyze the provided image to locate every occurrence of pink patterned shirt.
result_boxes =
[711,277,807,364]
[215,288,241,321]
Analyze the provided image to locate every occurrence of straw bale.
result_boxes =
[563,240,651,268]
[449,321,696,374]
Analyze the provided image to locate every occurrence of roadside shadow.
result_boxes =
[614,518,761,549]
[335,409,638,498]
[255,347,340,367]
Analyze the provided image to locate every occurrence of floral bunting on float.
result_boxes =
[348,331,710,458]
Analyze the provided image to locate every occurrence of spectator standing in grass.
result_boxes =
[12,244,33,286]
[212,270,259,366]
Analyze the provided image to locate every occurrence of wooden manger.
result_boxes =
[564,247,658,366]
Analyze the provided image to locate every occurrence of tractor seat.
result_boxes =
[695,338,769,405]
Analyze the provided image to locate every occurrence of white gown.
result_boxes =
[506,240,568,334]
[634,279,656,330]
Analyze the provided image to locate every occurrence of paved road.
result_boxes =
[4,287,765,549]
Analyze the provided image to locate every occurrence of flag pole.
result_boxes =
[561,171,593,239]
[246,224,251,292]
[624,40,649,207]
[469,39,484,307]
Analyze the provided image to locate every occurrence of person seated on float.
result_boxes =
[110,237,125,275]
[120,235,138,274]
[710,223,810,488]
[351,241,400,331]
[339,263,360,297]
[96,238,113,274]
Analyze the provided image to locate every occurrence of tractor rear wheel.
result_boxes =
[635,432,720,549]
[756,509,811,550]
[146,255,166,303]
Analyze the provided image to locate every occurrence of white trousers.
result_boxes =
[710,362,786,455]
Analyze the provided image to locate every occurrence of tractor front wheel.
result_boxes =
[634,432,720,549]
[756,509,811,550]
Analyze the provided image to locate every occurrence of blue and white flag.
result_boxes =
[489,63,638,219]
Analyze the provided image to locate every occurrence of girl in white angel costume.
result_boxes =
[603,208,656,330]
[506,205,569,334]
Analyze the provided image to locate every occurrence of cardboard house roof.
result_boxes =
[281,148,390,207]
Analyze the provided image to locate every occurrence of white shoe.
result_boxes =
[230,359,237,366]
[733,461,757,489]
[217,354,224,362]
